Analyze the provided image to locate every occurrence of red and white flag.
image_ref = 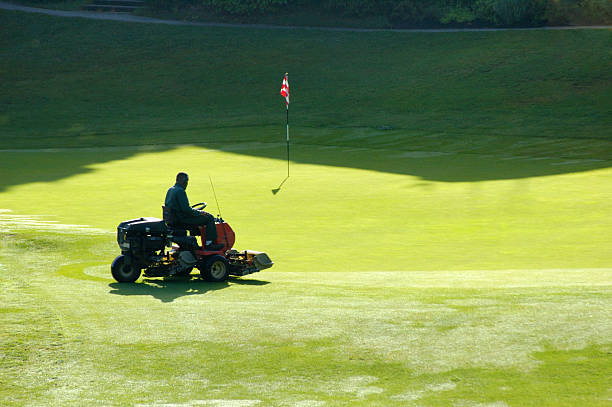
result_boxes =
[280,73,290,105]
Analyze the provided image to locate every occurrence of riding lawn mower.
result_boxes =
[111,202,273,283]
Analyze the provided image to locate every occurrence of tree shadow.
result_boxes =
[108,275,270,303]
[1,137,611,198]
[221,140,612,183]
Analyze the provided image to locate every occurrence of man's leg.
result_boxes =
[202,213,218,242]
[182,213,218,244]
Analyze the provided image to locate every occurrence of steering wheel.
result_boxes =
[191,202,207,210]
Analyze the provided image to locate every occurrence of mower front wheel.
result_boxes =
[111,255,142,283]
[201,255,229,282]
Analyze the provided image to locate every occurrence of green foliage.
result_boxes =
[440,5,477,24]
[542,0,612,25]
[208,0,288,15]
[144,0,179,13]
[143,0,612,26]
[544,0,578,25]
[578,0,612,23]
[321,0,449,26]
[323,0,384,17]
[496,0,547,25]
[17,0,62,2]
[328,0,551,27]
[389,0,446,26]
[147,0,289,14]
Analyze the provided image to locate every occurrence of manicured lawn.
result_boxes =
[1,145,611,406]
[1,10,611,407]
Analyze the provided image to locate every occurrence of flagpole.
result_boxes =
[281,72,290,178]
[286,103,289,178]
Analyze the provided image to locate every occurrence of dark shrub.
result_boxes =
[493,0,547,26]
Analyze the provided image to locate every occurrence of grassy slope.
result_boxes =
[1,11,611,151]
[1,10,611,407]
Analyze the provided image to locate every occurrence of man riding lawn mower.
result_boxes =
[110,173,273,283]
[164,172,223,251]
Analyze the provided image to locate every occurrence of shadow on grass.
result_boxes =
[235,140,612,183]
[1,138,611,196]
[108,275,269,303]
[271,175,289,195]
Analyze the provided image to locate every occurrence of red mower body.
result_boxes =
[195,221,235,255]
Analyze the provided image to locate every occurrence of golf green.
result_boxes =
[1,144,611,406]
[2,144,611,272]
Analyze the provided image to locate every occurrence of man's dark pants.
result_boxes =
[181,212,218,242]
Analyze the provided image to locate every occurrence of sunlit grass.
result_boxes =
[1,145,611,405]
[1,231,611,406]
[2,145,612,272]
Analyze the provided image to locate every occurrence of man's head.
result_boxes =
[176,172,189,189]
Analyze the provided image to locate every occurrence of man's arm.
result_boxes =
[175,188,202,217]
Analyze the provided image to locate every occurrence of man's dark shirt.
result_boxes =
[165,183,202,220]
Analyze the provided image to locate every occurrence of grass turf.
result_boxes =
[1,146,611,406]
[1,9,611,407]
[1,11,611,152]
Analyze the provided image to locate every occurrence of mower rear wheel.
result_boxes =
[111,255,141,283]
[201,255,229,282]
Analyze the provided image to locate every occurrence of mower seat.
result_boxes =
[162,205,196,245]
[162,205,182,230]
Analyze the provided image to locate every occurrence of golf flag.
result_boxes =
[280,73,290,105]
[280,73,290,178]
